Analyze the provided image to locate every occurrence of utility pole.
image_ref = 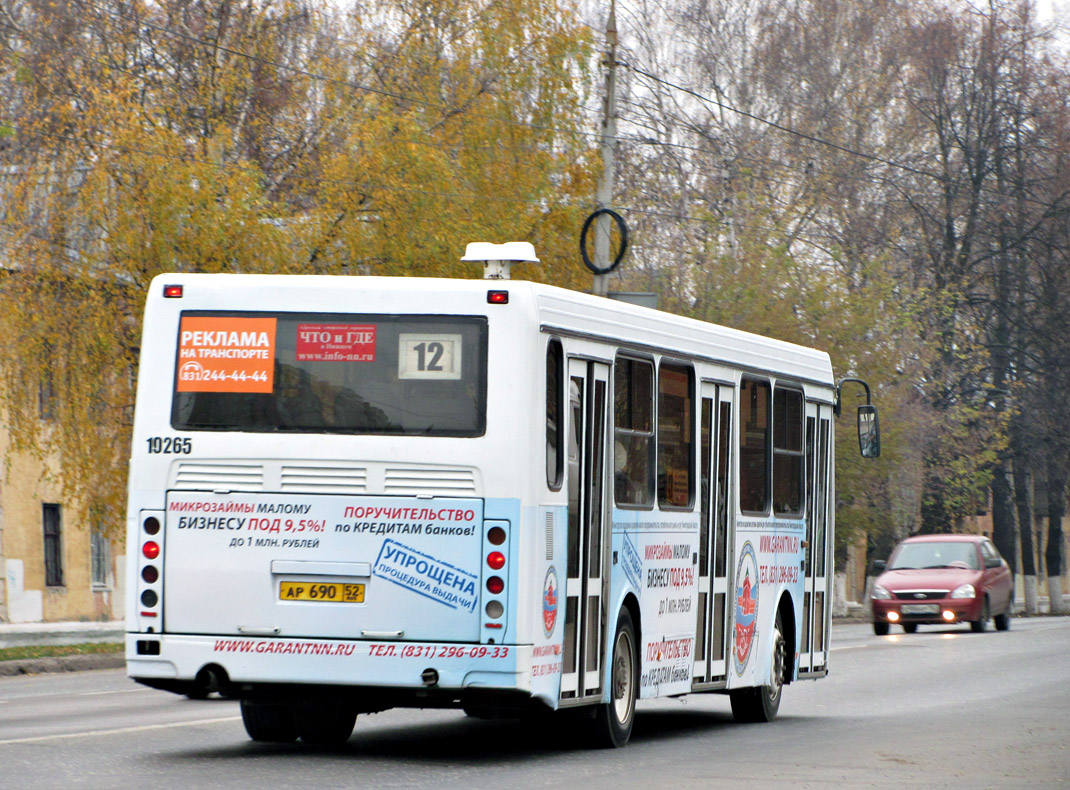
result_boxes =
[592,0,619,297]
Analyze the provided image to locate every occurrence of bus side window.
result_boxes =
[657,361,694,509]
[772,387,804,516]
[739,377,771,514]
[546,339,564,490]
[614,357,654,506]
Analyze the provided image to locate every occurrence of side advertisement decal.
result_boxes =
[529,506,566,704]
[731,520,806,687]
[734,541,759,676]
[635,532,698,698]
[542,566,559,637]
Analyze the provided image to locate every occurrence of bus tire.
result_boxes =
[240,700,299,743]
[730,611,786,723]
[592,608,638,748]
[295,703,357,745]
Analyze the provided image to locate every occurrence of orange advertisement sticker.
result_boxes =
[176,316,276,393]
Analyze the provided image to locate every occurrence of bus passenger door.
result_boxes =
[561,359,610,701]
[694,383,734,685]
[800,402,832,674]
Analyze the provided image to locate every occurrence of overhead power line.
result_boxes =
[623,63,943,181]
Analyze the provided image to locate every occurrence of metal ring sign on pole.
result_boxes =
[580,208,629,275]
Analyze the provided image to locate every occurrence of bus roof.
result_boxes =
[148,273,835,388]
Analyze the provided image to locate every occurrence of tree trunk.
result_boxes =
[1045,454,1066,614]
[990,463,1016,582]
[1013,455,1037,614]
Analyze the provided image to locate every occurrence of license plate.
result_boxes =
[279,581,365,603]
[901,603,939,615]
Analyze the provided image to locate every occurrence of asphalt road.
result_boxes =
[0,618,1067,789]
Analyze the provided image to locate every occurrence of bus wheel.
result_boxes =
[295,702,357,746]
[730,611,786,723]
[593,608,637,748]
[240,700,298,743]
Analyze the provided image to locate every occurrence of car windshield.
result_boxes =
[889,541,980,570]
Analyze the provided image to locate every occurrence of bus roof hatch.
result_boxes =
[462,242,540,280]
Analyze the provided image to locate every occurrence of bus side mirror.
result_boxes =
[858,404,880,458]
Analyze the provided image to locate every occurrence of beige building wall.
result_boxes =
[0,434,123,623]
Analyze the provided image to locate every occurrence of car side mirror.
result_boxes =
[985,556,1002,569]
[872,559,887,573]
[858,404,881,458]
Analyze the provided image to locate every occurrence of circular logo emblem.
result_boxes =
[734,541,759,676]
[542,566,559,637]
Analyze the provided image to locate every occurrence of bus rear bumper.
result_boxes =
[125,633,532,703]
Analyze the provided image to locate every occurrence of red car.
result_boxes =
[871,534,1013,635]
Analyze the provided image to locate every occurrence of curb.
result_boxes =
[0,653,125,677]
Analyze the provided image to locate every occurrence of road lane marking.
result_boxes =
[0,716,242,745]
[0,687,153,703]
[77,689,154,697]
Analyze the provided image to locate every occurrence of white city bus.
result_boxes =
[125,243,879,747]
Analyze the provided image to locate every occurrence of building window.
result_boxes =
[39,372,56,421]
[91,530,111,589]
[43,503,64,587]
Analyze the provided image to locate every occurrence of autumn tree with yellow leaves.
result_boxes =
[0,0,596,531]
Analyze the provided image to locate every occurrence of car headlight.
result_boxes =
[950,584,976,599]
[871,585,891,600]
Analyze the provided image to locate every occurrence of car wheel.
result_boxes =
[873,621,889,636]
[994,604,1011,631]
[970,598,989,633]
[592,608,638,748]
[731,610,786,723]
[902,623,918,634]
[240,700,299,743]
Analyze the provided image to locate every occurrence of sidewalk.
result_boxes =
[0,620,125,677]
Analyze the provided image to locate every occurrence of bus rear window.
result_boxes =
[171,312,487,436]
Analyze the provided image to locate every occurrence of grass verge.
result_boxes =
[0,642,123,662]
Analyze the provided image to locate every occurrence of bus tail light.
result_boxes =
[137,510,164,628]
[481,521,510,639]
